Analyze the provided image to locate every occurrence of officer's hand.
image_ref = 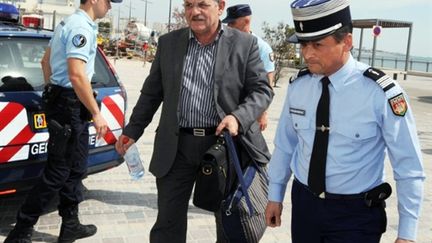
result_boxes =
[257,111,268,131]
[115,135,135,156]
[92,113,108,139]
[265,201,283,227]
[395,238,415,243]
[216,115,239,136]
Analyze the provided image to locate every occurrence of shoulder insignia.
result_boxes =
[363,67,395,92]
[364,67,407,117]
[289,67,310,83]
[72,34,87,48]
[269,52,275,62]
[388,93,407,116]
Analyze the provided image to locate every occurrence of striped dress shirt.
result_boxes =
[178,28,223,128]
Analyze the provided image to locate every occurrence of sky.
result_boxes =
[109,0,432,58]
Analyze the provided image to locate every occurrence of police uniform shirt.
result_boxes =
[252,33,275,73]
[268,54,425,240]
[49,9,98,88]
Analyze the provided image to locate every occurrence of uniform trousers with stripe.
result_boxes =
[17,93,89,226]
[291,179,387,243]
[150,131,232,243]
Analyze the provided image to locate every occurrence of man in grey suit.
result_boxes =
[115,0,273,242]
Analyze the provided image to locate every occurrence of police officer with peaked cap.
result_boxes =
[4,0,122,242]
[264,0,425,242]
[222,3,276,131]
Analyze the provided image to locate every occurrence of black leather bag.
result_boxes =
[193,136,229,212]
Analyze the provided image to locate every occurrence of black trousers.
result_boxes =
[291,179,386,243]
[150,132,221,243]
[17,93,89,226]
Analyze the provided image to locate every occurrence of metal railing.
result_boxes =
[355,56,431,73]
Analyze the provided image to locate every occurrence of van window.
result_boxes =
[91,51,118,88]
[0,37,119,92]
[0,38,47,92]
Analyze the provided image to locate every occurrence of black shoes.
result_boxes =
[4,218,96,243]
[57,218,97,243]
[4,225,33,243]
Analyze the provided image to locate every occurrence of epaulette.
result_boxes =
[289,67,310,83]
[363,67,407,116]
[363,67,395,92]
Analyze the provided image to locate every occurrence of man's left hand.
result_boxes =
[216,115,239,136]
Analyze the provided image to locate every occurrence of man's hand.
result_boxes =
[92,113,108,139]
[115,135,135,155]
[265,201,283,227]
[257,111,268,131]
[395,238,415,243]
[216,115,239,136]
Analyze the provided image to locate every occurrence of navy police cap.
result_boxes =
[288,0,352,43]
[222,4,252,24]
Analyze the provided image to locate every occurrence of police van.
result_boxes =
[0,3,127,196]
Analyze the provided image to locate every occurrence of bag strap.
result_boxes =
[223,131,254,216]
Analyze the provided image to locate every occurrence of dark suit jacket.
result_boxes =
[123,26,274,178]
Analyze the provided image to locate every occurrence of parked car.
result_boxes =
[0,3,127,196]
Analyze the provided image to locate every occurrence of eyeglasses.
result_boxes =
[184,1,216,10]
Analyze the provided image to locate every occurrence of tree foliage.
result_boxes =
[261,22,296,85]
[170,7,188,31]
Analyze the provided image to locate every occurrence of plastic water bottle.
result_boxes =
[122,138,145,180]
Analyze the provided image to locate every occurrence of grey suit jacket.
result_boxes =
[123,26,274,178]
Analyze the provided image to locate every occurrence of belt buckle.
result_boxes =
[193,128,205,136]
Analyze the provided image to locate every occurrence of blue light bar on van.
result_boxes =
[0,3,19,23]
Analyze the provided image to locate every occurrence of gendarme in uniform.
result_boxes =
[267,0,425,242]
[252,33,275,74]
[222,4,275,74]
[50,9,98,87]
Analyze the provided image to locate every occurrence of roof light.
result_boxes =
[0,3,19,23]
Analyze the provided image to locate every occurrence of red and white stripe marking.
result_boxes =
[0,102,46,163]
[0,94,124,163]
[91,94,125,147]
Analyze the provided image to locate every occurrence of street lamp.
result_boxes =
[128,0,132,22]
[143,0,152,26]
[168,0,172,32]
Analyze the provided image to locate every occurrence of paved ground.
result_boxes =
[0,58,431,243]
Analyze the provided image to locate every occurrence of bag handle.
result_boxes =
[223,131,254,216]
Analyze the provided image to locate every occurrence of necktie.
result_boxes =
[308,76,330,197]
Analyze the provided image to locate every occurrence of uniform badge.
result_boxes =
[289,107,305,116]
[269,52,275,62]
[388,93,407,116]
[72,34,87,48]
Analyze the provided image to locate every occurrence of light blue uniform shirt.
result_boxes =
[49,9,98,88]
[268,55,425,240]
[252,33,275,73]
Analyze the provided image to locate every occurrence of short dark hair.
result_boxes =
[333,24,353,43]
[80,0,88,4]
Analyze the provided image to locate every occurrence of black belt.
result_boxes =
[49,84,76,96]
[294,178,365,200]
[179,127,217,136]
